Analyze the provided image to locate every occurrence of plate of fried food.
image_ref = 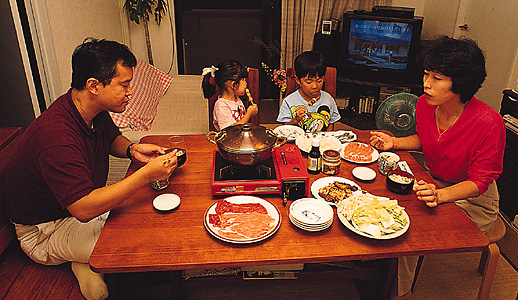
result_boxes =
[341,142,379,164]
[336,193,409,239]
[311,176,362,205]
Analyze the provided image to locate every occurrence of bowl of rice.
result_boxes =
[386,169,415,194]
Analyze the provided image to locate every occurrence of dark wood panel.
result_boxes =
[0,127,22,255]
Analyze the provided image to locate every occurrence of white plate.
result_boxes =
[295,134,342,154]
[337,208,410,239]
[310,177,362,203]
[153,193,181,212]
[341,142,379,164]
[289,198,334,225]
[289,214,332,231]
[330,130,357,143]
[203,196,281,244]
[352,167,377,181]
[273,125,305,142]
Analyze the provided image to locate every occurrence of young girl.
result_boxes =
[202,60,258,131]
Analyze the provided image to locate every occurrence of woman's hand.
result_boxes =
[413,180,439,207]
[131,143,166,163]
[370,131,395,151]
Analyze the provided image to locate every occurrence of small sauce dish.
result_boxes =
[352,167,376,181]
[153,193,181,212]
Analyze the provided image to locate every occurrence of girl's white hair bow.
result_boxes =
[202,65,219,77]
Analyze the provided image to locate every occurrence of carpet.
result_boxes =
[183,252,518,300]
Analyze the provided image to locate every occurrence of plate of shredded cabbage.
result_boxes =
[336,193,409,239]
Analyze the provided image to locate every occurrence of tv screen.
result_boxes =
[347,18,413,70]
[340,12,423,84]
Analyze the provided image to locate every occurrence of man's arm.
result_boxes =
[67,149,178,222]
[109,135,133,158]
[110,134,165,163]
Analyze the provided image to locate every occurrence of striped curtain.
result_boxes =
[281,0,392,69]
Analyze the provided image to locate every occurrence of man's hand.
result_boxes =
[131,143,165,163]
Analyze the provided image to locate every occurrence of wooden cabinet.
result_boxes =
[0,127,22,255]
[497,89,518,222]
[336,77,423,129]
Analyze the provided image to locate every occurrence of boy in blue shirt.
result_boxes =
[277,51,340,132]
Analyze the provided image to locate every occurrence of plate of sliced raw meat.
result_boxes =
[204,196,281,244]
[341,142,379,164]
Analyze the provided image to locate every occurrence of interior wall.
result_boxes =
[125,1,178,75]
[391,0,459,40]
[43,0,125,94]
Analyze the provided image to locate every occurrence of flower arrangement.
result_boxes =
[261,62,287,94]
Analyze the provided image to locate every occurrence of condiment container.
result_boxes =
[386,170,415,194]
[307,138,321,174]
[322,149,341,175]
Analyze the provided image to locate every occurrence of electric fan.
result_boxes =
[375,92,419,137]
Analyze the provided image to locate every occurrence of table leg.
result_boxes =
[169,270,188,300]
[379,258,397,300]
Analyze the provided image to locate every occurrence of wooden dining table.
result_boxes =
[89,128,489,299]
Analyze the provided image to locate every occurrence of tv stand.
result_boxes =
[335,77,423,130]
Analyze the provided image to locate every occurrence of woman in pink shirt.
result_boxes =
[371,36,505,299]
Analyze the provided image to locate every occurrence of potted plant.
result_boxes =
[123,0,168,65]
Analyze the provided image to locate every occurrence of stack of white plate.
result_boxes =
[289,198,333,231]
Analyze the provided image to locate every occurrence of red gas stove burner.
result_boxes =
[211,144,309,203]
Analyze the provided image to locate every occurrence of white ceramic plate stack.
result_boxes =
[289,198,334,231]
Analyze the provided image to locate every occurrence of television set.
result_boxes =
[339,11,423,84]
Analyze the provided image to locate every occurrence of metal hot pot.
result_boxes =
[206,123,287,166]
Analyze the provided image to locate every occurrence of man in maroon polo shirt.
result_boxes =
[6,38,179,300]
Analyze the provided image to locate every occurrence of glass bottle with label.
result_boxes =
[322,149,341,175]
[307,138,321,174]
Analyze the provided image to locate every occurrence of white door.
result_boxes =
[454,0,518,110]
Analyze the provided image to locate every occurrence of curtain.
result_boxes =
[281,0,392,69]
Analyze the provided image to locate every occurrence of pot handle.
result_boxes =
[267,129,288,148]
[206,131,218,144]
[206,131,227,144]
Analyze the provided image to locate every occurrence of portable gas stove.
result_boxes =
[211,144,309,204]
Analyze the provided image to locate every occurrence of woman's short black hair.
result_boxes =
[418,36,486,103]
[294,51,326,79]
[201,60,248,98]
[71,38,137,90]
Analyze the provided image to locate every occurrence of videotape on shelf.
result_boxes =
[503,114,518,134]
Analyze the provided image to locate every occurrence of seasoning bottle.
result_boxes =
[307,138,321,174]
[322,149,341,175]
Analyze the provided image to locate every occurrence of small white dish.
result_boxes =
[289,198,334,225]
[153,193,181,212]
[352,167,377,181]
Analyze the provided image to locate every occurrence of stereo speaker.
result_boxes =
[313,31,341,68]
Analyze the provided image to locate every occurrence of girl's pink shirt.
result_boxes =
[213,97,245,131]
[415,95,506,194]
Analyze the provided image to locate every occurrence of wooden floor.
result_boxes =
[1,239,518,300]
[0,242,83,300]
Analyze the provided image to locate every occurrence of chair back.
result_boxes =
[285,66,337,98]
[207,68,259,132]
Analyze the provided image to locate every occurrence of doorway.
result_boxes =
[174,0,282,100]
